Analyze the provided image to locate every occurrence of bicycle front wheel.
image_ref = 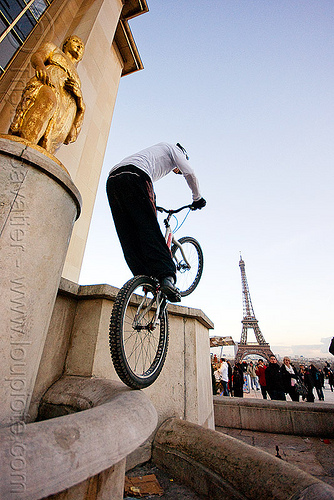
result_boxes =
[109,275,169,389]
[172,236,204,296]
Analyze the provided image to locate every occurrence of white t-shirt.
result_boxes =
[219,362,229,382]
[109,142,201,201]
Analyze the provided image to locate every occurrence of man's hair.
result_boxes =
[176,143,189,160]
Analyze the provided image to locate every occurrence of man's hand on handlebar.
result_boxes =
[190,197,206,210]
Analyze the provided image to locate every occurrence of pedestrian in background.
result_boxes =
[299,365,315,402]
[309,364,324,401]
[256,359,267,399]
[328,369,334,392]
[281,357,299,402]
[232,362,244,398]
[227,360,233,395]
[247,361,259,390]
[219,358,229,396]
[265,355,286,401]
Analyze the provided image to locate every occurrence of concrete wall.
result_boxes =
[0,138,81,428]
[214,396,334,438]
[30,278,215,433]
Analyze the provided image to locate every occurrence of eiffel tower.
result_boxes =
[235,256,274,362]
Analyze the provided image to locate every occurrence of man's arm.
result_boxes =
[172,146,206,208]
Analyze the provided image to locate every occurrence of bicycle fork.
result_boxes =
[172,237,191,270]
[133,289,168,331]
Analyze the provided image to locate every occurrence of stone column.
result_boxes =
[0,136,81,428]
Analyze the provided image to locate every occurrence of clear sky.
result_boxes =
[79,1,334,358]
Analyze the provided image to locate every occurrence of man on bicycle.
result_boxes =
[106,142,206,302]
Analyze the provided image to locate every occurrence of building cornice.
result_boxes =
[114,0,149,76]
[122,0,149,20]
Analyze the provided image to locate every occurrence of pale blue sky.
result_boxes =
[80,1,334,356]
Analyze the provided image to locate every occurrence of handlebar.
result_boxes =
[156,204,193,214]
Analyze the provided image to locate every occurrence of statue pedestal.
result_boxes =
[0,136,81,427]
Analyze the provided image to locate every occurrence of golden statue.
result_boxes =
[9,35,85,154]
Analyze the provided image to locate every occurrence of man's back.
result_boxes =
[219,362,229,382]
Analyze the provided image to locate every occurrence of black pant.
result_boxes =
[106,166,176,280]
[260,385,267,399]
[288,386,300,402]
[268,389,286,401]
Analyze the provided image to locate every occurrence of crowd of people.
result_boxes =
[211,355,333,402]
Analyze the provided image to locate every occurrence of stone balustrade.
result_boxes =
[153,417,334,500]
[214,396,334,437]
[0,377,157,499]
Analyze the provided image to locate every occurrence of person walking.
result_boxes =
[242,361,250,393]
[309,364,324,401]
[299,365,315,402]
[218,358,230,396]
[106,142,206,302]
[324,362,330,378]
[211,363,217,395]
[227,360,233,395]
[265,355,286,401]
[328,369,334,392]
[247,361,259,390]
[232,362,244,398]
[256,359,267,399]
[281,357,299,402]
[213,364,223,395]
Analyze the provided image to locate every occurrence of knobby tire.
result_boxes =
[109,275,169,389]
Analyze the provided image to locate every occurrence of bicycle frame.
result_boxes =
[131,205,193,331]
[133,287,167,331]
[161,206,192,270]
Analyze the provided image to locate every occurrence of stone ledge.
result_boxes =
[38,375,136,417]
[0,378,157,499]
[59,277,214,329]
[0,135,82,218]
[153,417,334,500]
[214,396,334,437]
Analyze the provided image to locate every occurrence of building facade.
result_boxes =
[0,0,148,281]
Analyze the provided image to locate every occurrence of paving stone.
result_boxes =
[216,427,334,488]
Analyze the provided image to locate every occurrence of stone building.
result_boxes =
[0,0,148,281]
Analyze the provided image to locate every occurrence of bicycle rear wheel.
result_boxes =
[109,275,169,389]
[172,236,204,296]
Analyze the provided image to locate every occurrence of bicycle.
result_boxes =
[109,204,204,389]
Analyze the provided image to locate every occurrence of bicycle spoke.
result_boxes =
[172,237,203,296]
[125,324,159,374]
[109,276,169,389]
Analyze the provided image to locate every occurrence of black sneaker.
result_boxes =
[160,277,181,303]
